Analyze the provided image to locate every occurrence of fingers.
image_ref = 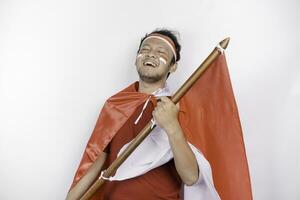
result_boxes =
[160,96,171,103]
[156,96,180,110]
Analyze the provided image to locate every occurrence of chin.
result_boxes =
[137,68,167,83]
[139,74,162,83]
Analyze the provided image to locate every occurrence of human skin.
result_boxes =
[66,153,107,200]
[136,37,199,185]
[67,35,199,200]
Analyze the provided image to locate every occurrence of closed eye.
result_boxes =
[158,51,166,54]
[140,47,150,52]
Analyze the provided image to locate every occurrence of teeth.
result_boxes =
[146,62,153,65]
[144,61,156,67]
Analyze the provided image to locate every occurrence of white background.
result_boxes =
[0,0,299,199]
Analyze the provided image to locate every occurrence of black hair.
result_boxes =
[137,28,181,64]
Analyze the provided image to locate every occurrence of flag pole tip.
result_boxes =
[220,37,230,49]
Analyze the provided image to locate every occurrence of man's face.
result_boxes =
[135,37,176,83]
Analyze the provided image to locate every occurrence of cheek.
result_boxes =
[159,57,167,65]
[135,54,143,66]
[158,56,173,70]
[158,53,172,66]
[137,53,143,58]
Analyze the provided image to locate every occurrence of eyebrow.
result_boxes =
[141,44,169,53]
[142,44,151,48]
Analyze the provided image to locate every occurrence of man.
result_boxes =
[67,29,251,200]
[67,28,209,199]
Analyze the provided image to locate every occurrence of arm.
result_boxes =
[66,152,107,200]
[152,97,199,186]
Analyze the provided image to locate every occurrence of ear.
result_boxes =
[169,62,178,73]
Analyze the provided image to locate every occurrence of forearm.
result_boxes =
[152,97,199,185]
[166,122,199,186]
[66,152,107,200]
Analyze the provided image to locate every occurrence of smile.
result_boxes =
[143,60,158,68]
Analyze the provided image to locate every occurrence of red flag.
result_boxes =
[69,54,252,200]
[179,54,253,200]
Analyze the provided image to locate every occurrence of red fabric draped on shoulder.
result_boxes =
[69,55,253,200]
[69,82,157,190]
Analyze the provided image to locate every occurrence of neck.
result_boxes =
[138,79,166,94]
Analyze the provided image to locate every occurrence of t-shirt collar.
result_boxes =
[151,82,172,97]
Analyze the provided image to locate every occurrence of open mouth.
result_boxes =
[143,59,158,68]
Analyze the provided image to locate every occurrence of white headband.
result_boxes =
[142,35,177,61]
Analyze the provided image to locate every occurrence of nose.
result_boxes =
[145,51,157,59]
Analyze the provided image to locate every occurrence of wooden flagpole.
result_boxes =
[80,37,230,200]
